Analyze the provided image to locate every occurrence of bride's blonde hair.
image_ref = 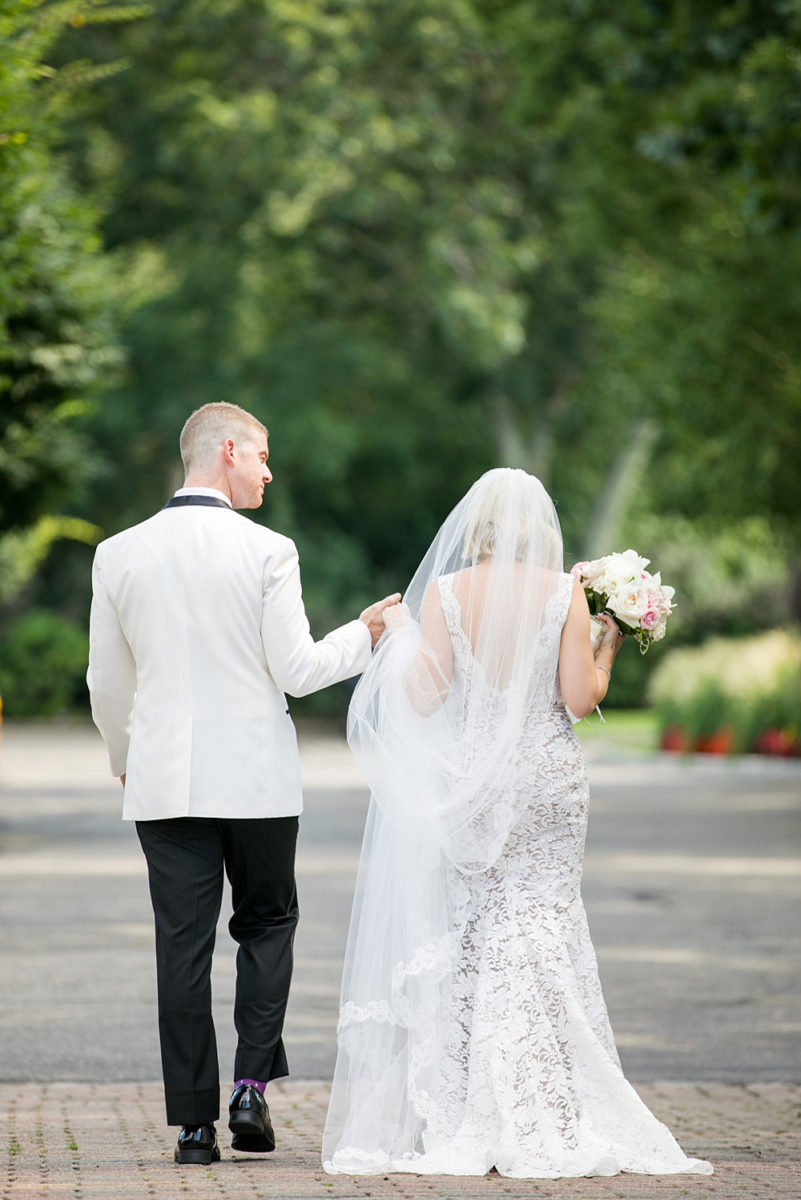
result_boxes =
[463,469,561,566]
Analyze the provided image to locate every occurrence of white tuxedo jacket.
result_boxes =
[87,499,371,821]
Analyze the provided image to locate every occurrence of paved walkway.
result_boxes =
[1,1081,799,1198]
[1,718,800,1198]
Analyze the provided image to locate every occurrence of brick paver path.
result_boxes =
[2,1081,800,1199]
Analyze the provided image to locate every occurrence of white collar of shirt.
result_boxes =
[173,486,233,508]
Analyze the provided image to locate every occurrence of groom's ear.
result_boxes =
[222,438,236,465]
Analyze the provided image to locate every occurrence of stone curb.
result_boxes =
[2,1081,800,1199]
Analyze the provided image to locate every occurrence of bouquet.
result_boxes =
[571,549,675,654]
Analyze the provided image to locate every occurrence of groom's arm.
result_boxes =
[86,545,137,776]
[260,537,372,698]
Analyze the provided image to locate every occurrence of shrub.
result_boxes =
[0,609,88,716]
[648,629,801,756]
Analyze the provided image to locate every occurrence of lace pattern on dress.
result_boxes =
[326,570,712,1179]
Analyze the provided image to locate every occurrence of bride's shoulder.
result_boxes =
[437,566,477,602]
[558,573,588,626]
[430,569,463,594]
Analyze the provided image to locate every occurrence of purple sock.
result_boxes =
[234,1078,266,1093]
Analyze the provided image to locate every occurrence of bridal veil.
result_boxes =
[323,468,568,1169]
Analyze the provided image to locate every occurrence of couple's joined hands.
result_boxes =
[381,602,411,633]
[360,594,402,647]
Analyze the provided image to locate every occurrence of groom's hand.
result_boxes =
[360,594,402,647]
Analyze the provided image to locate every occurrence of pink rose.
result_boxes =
[571,561,590,581]
[647,589,665,616]
[641,609,660,630]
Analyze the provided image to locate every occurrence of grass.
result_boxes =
[574,707,659,752]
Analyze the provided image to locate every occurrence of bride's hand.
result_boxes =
[360,593,402,646]
[382,603,411,633]
[594,612,624,658]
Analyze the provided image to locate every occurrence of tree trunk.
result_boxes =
[581,420,658,559]
[493,387,570,488]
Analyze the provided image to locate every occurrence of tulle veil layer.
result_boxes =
[323,469,568,1169]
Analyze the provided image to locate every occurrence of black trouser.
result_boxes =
[136,815,299,1126]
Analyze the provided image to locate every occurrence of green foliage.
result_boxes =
[592,637,660,711]
[0,0,143,533]
[499,0,801,553]
[606,510,792,711]
[573,707,658,753]
[0,138,117,530]
[616,514,790,643]
[58,0,530,555]
[649,629,801,754]
[0,0,143,714]
[0,514,100,606]
[0,608,89,715]
[57,0,799,562]
[3,0,800,714]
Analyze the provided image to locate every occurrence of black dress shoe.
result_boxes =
[174,1123,221,1165]
[228,1084,276,1152]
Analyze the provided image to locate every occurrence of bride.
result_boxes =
[322,468,712,1179]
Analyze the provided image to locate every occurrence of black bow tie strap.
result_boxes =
[163,496,233,510]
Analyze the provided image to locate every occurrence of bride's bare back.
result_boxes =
[419,562,621,712]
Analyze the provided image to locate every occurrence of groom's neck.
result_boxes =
[182,471,232,501]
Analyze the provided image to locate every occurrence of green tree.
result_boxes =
[0,1,147,536]
[485,1,801,569]
[0,2,144,715]
[57,0,801,645]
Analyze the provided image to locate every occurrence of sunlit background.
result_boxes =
[1,0,799,753]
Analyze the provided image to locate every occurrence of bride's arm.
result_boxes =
[384,584,453,714]
[558,579,622,719]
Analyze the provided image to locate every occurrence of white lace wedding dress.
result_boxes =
[324,475,712,1179]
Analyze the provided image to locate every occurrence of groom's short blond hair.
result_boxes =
[180,402,268,471]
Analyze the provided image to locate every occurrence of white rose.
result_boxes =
[619,548,651,573]
[610,585,650,624]
[580,557,607,587]
[601,571,625,595]
[602,552,642,589]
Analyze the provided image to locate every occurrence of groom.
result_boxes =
[87,402,398,1165]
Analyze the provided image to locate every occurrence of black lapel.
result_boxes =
[163,496,233,510]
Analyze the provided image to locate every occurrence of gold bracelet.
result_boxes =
[595,665,611,679]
